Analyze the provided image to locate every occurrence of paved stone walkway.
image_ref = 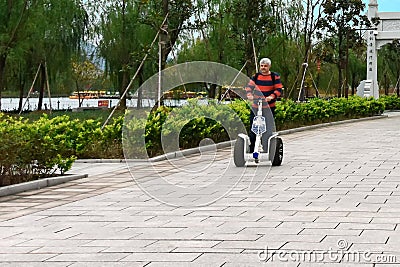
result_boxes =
[1,114,400,266]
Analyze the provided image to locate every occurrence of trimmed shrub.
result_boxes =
[0,95,391,186]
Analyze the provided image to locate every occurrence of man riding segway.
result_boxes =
[233,57,284,166]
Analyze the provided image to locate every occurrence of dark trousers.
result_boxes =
[249,106,275,153]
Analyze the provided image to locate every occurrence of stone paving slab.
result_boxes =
[1,114,400,265]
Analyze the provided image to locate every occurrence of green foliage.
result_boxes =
[123,99,248,157]
[0,94,394,186]
[274,96,384,130]
[378,40,400,90]
[144,105,172,157]
[318,0,370,97]
[0,0,88,99]
[379,95,400,110]
[0,112,124,186]
[124,96,387,157]
[0,114,79,185]
[0,0,391,103]
[123,114,147,159]
[228,99,251,129]
[1,0,398,105]
[161,99,245,150]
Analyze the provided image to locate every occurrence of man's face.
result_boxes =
[260,63,270,74]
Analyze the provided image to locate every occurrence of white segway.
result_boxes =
[234,99,283,167]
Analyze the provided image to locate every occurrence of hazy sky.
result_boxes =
[363,0,400,12]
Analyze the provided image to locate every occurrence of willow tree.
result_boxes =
[257,0,307,99]
[0,0,88,111]
[378,40,400,96]
[176,0,310,98]
[220,0,307,97]
[29,0,88,110]
[0,0,33,110]
[177,0,265,74]
[95,0,156,109]
[175,0,241,98]
[93,0,193,109]
[224,0,278,77]
[176,0,274,97]
[154,0,193,70]
[223,0,308,99]
[347,40,367,96]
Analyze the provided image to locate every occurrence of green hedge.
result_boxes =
[0,95,392,186]
[378,95,400,110]
[0,114,122,186]
[274,96,385,130]
[124,96,385,157]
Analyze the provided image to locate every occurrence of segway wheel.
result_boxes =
[234,138,246,167]
[270,137,283,166]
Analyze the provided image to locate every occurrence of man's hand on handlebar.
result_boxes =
[265,95,274,102]
[247,94,274,102]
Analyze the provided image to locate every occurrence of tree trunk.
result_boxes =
[118,0,128,110]
[351,72,356,96]
[160,0,169,72]
[244,0,257,77]
[0,55,6,110]
[245,33,256,77]
[75,80,83,108]
[119,70,128,109]
[18,62,25,112]
[209,84,216,99]
[137,67,143,109]
[216,48,224,100]
[37,63,46,111]
[18,76,24,112]
[338,64,343,98]
[344,33,349,99]
[337,28,345,98]
[384,74,388,95]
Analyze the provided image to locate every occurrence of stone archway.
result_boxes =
[357,0,400,98]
